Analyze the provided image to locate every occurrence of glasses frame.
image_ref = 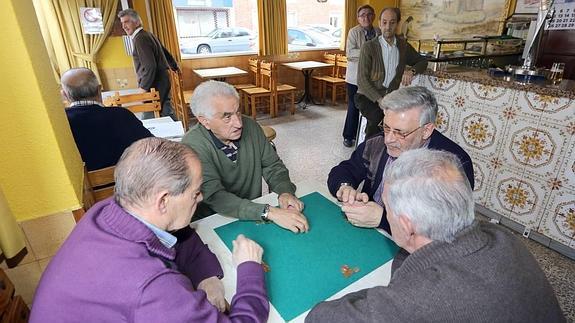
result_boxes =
[378,120,428,140]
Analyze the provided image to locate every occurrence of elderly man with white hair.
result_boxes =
[307,149,565,322]
[182,80,309,234]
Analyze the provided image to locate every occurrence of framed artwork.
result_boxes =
[514,0,541,14]
[399,0,512,39]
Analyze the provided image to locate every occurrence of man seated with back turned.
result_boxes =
[182,81,309,234]
[30,138,269,322]
[328,86,474,233]
[62,67,152,171]
[307,149,565,322]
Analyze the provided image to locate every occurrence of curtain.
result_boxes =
[148,0,181,63]
[32,0,119,81]
[0,187,27,268]
[257,0,288,56]
[341,0,358,51]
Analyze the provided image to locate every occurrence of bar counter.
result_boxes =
[416,66,575,259]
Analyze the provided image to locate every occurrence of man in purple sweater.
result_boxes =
[30,138,269,322]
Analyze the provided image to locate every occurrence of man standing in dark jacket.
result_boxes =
[356,7,427,138]
[119,9,178,119]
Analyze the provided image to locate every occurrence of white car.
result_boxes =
[288,27,340,51]
[180,27,256,54]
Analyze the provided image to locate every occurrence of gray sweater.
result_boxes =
[306,221,565,323]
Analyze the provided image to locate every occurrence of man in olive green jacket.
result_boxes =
[356,7,428,138]
[182,81,309,234]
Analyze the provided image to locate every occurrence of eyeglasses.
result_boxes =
[378,120,427,140]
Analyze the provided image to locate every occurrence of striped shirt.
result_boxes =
[209,131,240,162]
[69,100,104,108]
[378,36,399,88]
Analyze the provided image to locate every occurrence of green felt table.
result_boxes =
[215,192,398,321]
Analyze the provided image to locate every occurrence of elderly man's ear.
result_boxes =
[422,123,435,140]
[197,116,211,130]
[156,191,170,214]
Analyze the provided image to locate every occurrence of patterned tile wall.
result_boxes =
[418,75,575,251]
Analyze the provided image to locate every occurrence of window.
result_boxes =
[173,0,258,58]
[286,0,344,52]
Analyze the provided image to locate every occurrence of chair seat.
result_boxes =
[243,87,271,95]
[318,76,345,83]
[260,125,276,141]
[277,84,296,92]
[234,83,257,90]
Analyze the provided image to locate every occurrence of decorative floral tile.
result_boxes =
[454,108,505,161]
[539,189,575,246]
[484,166,525,219]
[422,75,460,97]
[555,131,575,192]
[516,90,574,125]
[467,82,516,108]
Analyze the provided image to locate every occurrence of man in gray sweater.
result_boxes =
[307,149,565,322]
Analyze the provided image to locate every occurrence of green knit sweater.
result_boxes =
[182,116,296,220]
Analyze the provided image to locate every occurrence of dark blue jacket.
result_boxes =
[66,104,153,170]
[327,130,474,233]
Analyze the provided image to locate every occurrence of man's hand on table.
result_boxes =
[268,206,309,234]
[197,276,227,312]
[278,193,304,211]
[232,234,263,265]
[341,201,383,228]
[336,185,369,205]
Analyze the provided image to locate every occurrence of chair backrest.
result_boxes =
[323,52,338,76]
[336,54,347,78]
[259,61,277,93]
[104,88,162,118]
[248,58,261,86]
[75,165,116,222]
[168,69,192,130]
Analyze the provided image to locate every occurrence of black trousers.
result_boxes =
[355,93,383,139]
[342,83,360,141]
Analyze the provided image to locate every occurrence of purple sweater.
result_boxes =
[30,198,269,322]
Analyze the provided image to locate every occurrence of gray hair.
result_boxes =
[190,80,239,119]
[114,137,199,208]
[380,86,438,126]
[383,148,474,243]
[357,5,375,16]
[380,7,401,21]
[61,68,100,102]
[118,8,142,24]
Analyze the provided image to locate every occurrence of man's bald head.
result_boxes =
[61,68,101,103]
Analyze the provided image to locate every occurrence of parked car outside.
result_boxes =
[287,27,340,51]
[180,27,256,54]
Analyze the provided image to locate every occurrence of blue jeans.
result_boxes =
[342,83,359,140]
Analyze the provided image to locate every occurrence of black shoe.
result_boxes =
[343,138,354,147]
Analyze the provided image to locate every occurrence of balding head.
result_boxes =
[61,68,101,103]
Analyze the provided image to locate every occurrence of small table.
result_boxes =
[191,181,394,322]
[193,67,248,82]
[282,61,332,108]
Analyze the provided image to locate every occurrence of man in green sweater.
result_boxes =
[307,149,564,322]
[356,7,428,138]
[182,81,308,233]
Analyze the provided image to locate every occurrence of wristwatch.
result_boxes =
[340,182,352,188]
[411,68,417,75]
[261,204,271,222]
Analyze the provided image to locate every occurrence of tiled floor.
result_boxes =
[3,102,573,321]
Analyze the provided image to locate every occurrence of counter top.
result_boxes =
[423,65,575,99]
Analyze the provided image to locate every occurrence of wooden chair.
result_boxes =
[234,58,261,114]
[73,165,116,222]
[241,60,275,119]
[0,269,29,323]
[104,88,162,118]
[274,62,297,116]
[168,69,192,130]
[312,53,346,105]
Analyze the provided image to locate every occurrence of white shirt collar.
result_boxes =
[130,27,143,40]
[379,35,397,48]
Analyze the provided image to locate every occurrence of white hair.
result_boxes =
[380,86,438,125]
[190,80,239,119]
[383,148,475,243]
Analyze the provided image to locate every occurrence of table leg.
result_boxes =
[296,69,321,109]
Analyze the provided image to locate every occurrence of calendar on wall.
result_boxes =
[547,1,575,30]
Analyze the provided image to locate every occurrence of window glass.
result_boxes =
[286,0,344,51]
[173,0,258,57]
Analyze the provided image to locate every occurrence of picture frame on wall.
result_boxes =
[399,0,512,40]
[514,0,541,14]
